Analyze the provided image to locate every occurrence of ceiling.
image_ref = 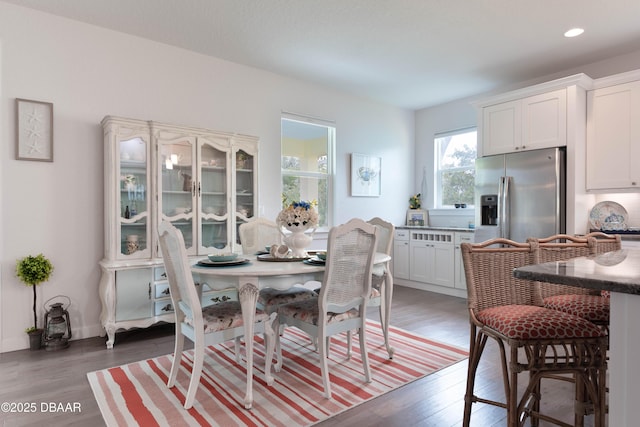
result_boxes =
[4,0,640,110]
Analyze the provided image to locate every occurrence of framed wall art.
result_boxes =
[350,153,381,197]
[406,209,428,226]
[16,98,53,162]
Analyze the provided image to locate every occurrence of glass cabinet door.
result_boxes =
[199,141,228,251]
[119,137,149,258]
[159,136,196,254]
[235,149,255,245]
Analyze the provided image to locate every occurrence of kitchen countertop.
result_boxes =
[513,249,640,295]
[397,225,475,232]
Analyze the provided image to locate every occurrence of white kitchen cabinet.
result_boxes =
[454,232,474,290]
[409,231,454,288]
[99,116,259,348]
[480,89,567,156]
[586,80,640,190]
[393,229,410,280]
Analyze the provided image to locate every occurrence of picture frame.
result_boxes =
[406,209,427,226]
[350,153,381,197]
[16,98,53,162]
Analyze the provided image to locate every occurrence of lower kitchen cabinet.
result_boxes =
[393,228,474,297]
[393,229,410,280]
[409,231,454,287]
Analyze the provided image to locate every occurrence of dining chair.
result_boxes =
[274,218,378,398]
[239,217,317,316]
[461,238,607,427]
[364,216,395,358]
[157,221,276,410]
[238,217,282,255]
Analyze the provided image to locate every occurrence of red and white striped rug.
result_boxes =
[87,320,467,426]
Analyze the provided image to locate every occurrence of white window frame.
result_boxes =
[281,114,335,230]
[435,127,477,209]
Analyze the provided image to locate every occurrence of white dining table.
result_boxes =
[191,252,391,409]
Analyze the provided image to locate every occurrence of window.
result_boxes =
[281,116,335,228]
[435,128,477,208]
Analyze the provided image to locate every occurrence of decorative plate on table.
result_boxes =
[303,256,326,265]
[196,258,250,267]
[257,254,308,262]
[589,201,628,231]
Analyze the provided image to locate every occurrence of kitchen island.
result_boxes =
[514,249,640,427]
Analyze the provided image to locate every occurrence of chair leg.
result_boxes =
[167,324,185,388]
[263,313,277,386]
[380,272,395,359]
[319,327,331,398]
[274,317,283,372]
[463,325,487,427]
[234,337,242,365]
[184,338,205,409]
[359,321,372,384]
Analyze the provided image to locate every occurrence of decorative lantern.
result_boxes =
[43,296,72,351]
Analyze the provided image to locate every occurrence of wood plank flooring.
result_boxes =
[0,286,599,426]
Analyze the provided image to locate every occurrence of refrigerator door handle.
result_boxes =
[498,176,505,238]
[503,176,511,240]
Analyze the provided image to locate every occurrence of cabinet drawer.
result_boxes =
[154,267,167,281]
[154,282,171,299]
[455,232,475,244]
[154,300,174,316]
[395,229,410,241]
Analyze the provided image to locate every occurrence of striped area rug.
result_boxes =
[87,320,467,426]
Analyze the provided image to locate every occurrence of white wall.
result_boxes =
[0,3,414,351]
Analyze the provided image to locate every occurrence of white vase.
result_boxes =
[282,225,314,258]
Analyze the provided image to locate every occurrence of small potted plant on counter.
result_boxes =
[16,253,54,350]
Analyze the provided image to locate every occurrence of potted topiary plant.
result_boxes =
[16,253,54,350]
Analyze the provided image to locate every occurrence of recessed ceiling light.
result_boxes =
[564,28,585,38]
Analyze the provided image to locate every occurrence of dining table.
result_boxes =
[191,251,392,409]
[513,248,640,427]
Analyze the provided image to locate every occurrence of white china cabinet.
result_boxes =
[99,116,258,348]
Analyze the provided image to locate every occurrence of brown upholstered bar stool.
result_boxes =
[461,238,608,427]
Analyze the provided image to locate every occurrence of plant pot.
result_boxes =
[28,329,43,351]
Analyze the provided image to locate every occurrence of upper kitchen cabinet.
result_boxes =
[475,75,592,157]
[586,78,640,191]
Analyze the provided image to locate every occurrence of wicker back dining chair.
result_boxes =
[238,217,282,255]
[274,218,378,398]
[365,216,395,358]
[158,221,276,410]
[461,238,608,427]
[238,218,317,319]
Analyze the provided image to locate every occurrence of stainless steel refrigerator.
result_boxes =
[474,147,565,243]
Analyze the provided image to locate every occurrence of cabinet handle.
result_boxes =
[162,288,170,296]
[148,283,151,300]
[632,182,637,186]
[198,182,201,197]
[192,181,196,196]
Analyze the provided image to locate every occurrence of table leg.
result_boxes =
[380,270,395,358]
[238,277,259,410]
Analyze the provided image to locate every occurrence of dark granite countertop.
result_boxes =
[514,249,640,295]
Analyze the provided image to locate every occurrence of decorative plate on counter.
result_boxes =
[589,201,628,231]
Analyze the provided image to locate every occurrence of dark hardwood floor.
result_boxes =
[0,286,600,426]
